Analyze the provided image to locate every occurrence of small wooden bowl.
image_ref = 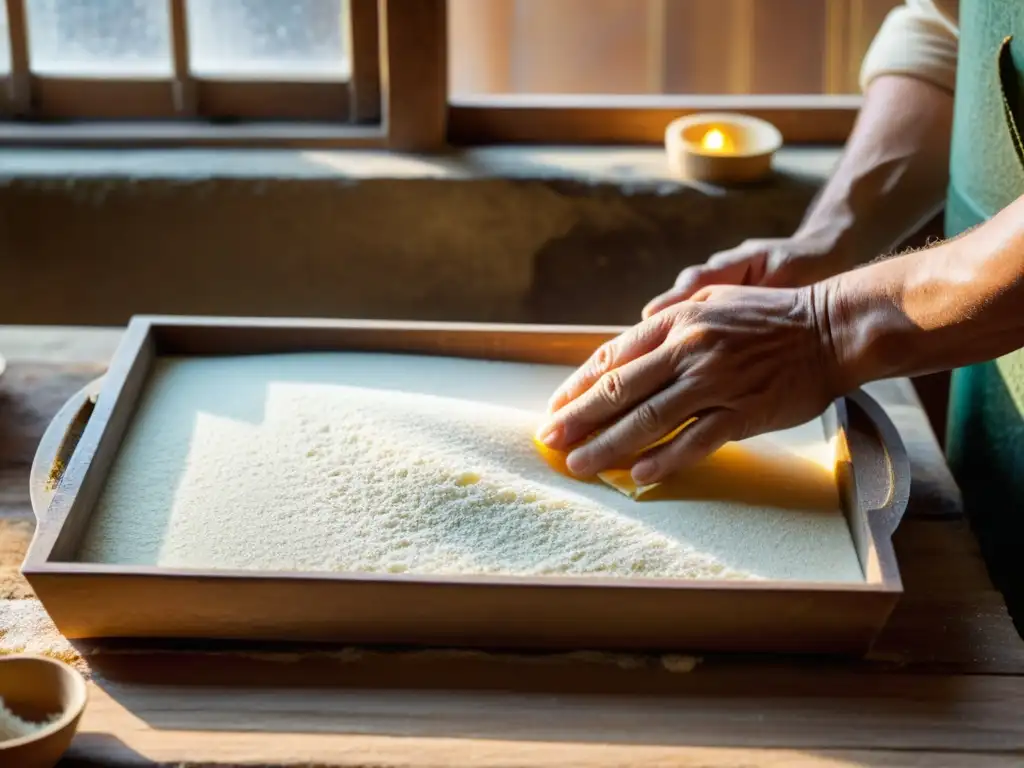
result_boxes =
[665,112,783,184]
[0,655,88,768]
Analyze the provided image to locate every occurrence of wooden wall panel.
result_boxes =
[750,0,827,95]
[448,0,514,97]
[447,0,905,98]
[662,0,746,95]
[509,0,655,95]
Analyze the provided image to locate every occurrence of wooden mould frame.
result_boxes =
[22,315,911,656]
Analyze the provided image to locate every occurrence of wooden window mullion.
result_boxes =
[348,0,381,123]
[4,0,30,115]
[379,0,447,150]
[169,0,196,116]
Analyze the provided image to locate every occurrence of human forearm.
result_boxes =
[817,194,1024,392]
[643,72,957,315]
[796,74,955,271]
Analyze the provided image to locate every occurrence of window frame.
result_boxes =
[448,94,861,146]
[0,0,858,149]
[0,0,446,150]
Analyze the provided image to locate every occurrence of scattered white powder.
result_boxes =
[77,353,862,582]
[0,698,58,741]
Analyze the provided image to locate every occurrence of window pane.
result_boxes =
[187,0,349,79]
[0,1,10,75]
[450,0,903,97]
[25,0,172,77]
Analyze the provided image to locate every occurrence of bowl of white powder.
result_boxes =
[0,654,87,768]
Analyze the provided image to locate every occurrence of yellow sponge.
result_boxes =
[533,417,698,499]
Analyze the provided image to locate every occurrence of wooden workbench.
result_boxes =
[1,326,1022,768]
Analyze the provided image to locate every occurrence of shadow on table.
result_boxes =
[58,733,147,766]
[78,641,974,749]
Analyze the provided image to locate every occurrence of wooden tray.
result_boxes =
[22,315,911,656]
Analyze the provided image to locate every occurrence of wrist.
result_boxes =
[806,280,861,399]
[811,257,925,394]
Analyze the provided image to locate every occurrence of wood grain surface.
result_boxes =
[0,328,1021,768]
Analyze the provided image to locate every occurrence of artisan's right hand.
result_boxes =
[642,235,850,319]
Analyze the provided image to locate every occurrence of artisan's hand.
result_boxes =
[537,284,841,485]
[642,234,849,319]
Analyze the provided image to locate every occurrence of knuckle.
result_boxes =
[741,238,771,253]
[690,286,716,302]
[669,319,710,347]
[674,265,702,288]
[707,249,741,267]
[664,336,689,371]
[634,401,663,436]
[592,341,616,374]
[598,370,627,408]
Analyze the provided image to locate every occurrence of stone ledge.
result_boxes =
[0,146,840,327]
[0,146,840,185]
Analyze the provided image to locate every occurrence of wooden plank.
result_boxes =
[196,79,350,120]
[26,77,351,121]
[0,121,385,148]
[448,0,515,97]
[168,0,196,116]
[349,0,381,122]
[750,0,826,94]
[645,0,666,94]
[379,0,447,150]
[662,0,746,94]
[2,0,30,115]
[509,0,653,95]
[448,95,860,145]
[26,320,153,565]
[69,697,1024,768]
[64,658,1024,765]
[25,77,177,119]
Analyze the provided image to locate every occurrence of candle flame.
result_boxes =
[700,127,734,154]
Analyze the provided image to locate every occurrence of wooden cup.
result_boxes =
[0,655,88,768]
[665,112,783,184]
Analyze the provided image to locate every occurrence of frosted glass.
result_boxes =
[0,1,10,75]
[187,0,349,79]
[25,0,172,76]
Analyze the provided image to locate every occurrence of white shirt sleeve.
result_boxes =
[859,0,960,93]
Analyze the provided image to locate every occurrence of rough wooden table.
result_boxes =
[1,326,1022,768]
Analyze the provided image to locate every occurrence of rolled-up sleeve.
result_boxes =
[859,0,959,93]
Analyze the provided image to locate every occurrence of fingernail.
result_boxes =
[566,450,591,477]
[631,458,659,485]
[535,422,563,447]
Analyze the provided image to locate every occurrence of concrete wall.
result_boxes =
[0,148,835,327]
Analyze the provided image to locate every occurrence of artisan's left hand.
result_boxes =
[537,284,844,485]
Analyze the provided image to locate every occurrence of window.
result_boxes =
[0,0,882,148]
[0,0,445,148]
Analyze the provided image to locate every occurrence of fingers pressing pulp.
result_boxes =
[537,348,678,451]
[563,382,709,477]
[630,408,736,485]
[545,315,671,416]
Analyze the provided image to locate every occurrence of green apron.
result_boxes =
[945,0,1024,631]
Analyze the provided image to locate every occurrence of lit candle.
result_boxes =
[700,127,735,154]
